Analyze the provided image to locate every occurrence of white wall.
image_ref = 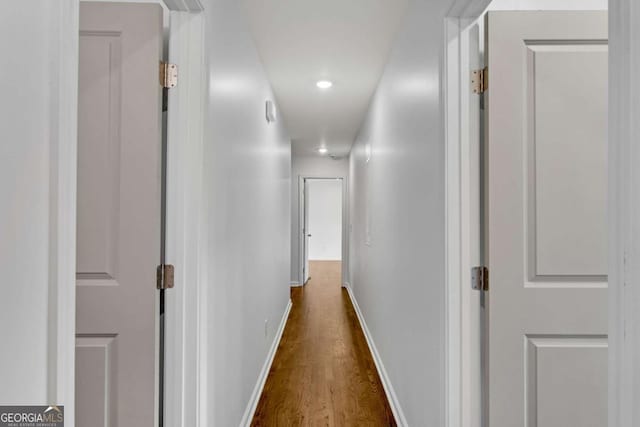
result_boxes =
[487,0,607,10]
[201,0,291,425]
[0,1,77,419]
[348,0,453,424]
[0,3,50,401]
[291,155,348,284]
[347,1,611,425]
[307,179,342,260]
[82,0,170,27]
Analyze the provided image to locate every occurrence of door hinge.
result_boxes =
[471,266,489,291]
[157,264,175,290]
[159,62,178,89]
[472,67,488,94]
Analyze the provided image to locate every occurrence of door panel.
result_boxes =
[76,30,122,282]
[527,43,608,279]
[526,335,607,427]
[485,11,607,427]
[77,3,163,426]
[76,336,118,426]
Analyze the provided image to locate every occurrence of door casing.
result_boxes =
[303,178,310,284]
[297,175,349,287]
[161,8,207,427]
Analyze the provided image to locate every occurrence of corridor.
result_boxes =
[252,261,395,426]
[2,1,621,426]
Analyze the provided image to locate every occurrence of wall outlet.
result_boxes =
[264,319,269,337]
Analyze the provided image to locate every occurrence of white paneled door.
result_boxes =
[76,3,163,426]
[485,11,608,427]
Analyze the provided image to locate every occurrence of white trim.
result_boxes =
[164,10,206,427]
[444,16,463,427]
[460,20,484,427]
[239,299,293,427]
[48,2,79,425]
[298,175,305,284]
[163,0,204,12]
[290,281,302,287]
[608,1,637,426]
[444,13,485,427]
[345,284,408,426]
[445,6,484,427]
[448,0,492,19]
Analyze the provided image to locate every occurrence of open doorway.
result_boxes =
[75,2,205,426]
[76,3,164,426]
[301,178,344,285]
[446,1,608,426]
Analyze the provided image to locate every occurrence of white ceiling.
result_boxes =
[241,0,408,157]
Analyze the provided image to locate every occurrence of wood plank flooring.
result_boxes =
[251,260,396,426]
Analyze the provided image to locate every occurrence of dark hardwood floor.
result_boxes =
[251,260,396,426]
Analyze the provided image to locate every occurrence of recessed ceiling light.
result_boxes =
[316,80,333,89]
[318,147,328,154]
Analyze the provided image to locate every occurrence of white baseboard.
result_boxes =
[345,285,408,426]
[239,298,292,426]
[290,281,302,287]
[343,281,350,288]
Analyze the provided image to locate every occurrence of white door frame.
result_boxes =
[49,1,205,426]
[162,5,207,427]
[49,2,80,424]
[444,10,483,427]
[444,1,637,427]
[298,176,349,287]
